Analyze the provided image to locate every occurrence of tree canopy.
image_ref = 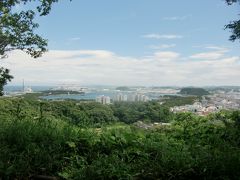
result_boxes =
[226,0,239,4]
[179,87,209,96]
[0,0,64,95]
[225,0,240,42]
[0,0,61,58]
[0,67,13,96]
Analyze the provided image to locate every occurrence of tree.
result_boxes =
[0,67,13,95]
[225,0,240,42]
[0,0,63,95]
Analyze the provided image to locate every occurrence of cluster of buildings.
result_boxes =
[170,101,221,116]
[208,91,240,110]
[95,93,150,104]
[171,91,240,116]
[95,95,111,105]
[114,93,149,102]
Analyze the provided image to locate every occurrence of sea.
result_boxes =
[4,86,180,100]
[41,92,118,100]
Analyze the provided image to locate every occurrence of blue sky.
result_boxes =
[38,0,239,56]
[4,0,240,86]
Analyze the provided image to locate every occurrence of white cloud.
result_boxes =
[162,15,192,21]
[143,34,183,39]
[2,49,240,86]
[154,51,180,60]
[41,50,114,59]
[193,45,229,52]
[190,51,226,60]
[205,46,229,52]
[190,44,230,61]
[149,44,176,49]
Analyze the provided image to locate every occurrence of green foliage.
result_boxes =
[225,19,240,42]
[59,119,240,179]
[0,67,13,96]
[1,98,240,179]
[21,92,45,100]
[0,112,78,178]
[0,0,60,58]
[162,95,197,107]
[225,0,239,4]
[47,101,117,127]
[111,101,172,123]
[0,0,67,94]
[225,0,240,42]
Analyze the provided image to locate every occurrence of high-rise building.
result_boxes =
[114,93,149,102]
[127,94,136,102]
[114,93,125,101]
[96,95,111,104]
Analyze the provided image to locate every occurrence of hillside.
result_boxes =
[179,87,210,96]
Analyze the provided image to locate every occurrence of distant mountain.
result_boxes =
[116,86,131,91]
[179,87,209,96]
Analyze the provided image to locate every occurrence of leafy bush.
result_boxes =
[0,98,240,179]
[0,116,78,178]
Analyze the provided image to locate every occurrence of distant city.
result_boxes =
[171,90,240,116]
[96,93,149,105]
[3,84,240,116]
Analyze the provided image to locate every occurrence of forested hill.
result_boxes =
[115,86,131,91]
[179,87,210,96]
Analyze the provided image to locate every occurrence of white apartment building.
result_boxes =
[96,95,111,105]
[114,93,128,102]
[114,93,149,102]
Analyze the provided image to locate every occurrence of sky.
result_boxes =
[2,0,240,86]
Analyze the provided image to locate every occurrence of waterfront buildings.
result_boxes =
[114,93,128,102]
[96,95,111,105]
[96,93,150,104]
[170,91,240,116]
[114,93,149,102]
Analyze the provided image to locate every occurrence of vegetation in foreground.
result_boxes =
[0,97,240,179]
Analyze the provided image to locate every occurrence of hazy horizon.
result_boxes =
[5,84,240,88]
